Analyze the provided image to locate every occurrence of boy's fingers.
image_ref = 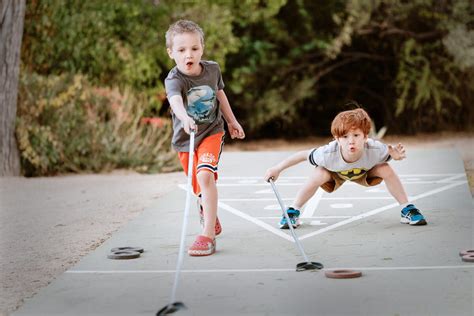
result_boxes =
[230,128,245,139]
[265,176,275,182]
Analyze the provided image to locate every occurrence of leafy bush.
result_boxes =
[394,39,462,131]
[21,0,241,117]
[22,0,170,115]
[20,0,474,147]
[225,0,473,137]
[16,72,179,176]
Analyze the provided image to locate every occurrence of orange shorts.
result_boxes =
[178,132,225,196]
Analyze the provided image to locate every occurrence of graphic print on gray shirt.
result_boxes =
[307,139,391,181]
[165,60,225,151]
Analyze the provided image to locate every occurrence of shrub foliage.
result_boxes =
[17,0,474,175]
[17,73,178,176]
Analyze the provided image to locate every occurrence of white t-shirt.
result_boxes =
[307,139,391,181]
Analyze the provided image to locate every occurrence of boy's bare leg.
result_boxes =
[197,171,217,239]
[368,163,408,204]
[293,167,332,209]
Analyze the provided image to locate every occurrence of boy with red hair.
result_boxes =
[265,108,427,229]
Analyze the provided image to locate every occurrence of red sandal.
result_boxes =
[188,235,216,256]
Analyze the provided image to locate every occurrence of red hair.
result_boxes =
[331,108,371,138]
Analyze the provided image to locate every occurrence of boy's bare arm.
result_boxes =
[168,95,196,134]
[216,90,237,123]
[217,90,245,139]
[264,150,310,182]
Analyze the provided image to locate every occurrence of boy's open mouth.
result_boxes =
[186,61,193,67]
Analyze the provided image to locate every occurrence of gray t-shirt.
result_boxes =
[165,60,225,151]
[307,139,391,181]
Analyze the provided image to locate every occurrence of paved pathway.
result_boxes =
[14,149,474,316]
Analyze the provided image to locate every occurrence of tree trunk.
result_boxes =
[0,0,25,176]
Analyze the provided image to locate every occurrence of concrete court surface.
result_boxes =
[13,149,474,316]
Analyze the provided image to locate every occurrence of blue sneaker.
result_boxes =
[401,204,427,225]
[279,207,301,229]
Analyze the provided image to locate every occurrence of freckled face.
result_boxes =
[167,32,204,76]
[336,128,367,162]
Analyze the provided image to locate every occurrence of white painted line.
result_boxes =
[299,180,467,240]
[177,178,467,243]
[310,220,327,226]
[238,179,258,184]
[213,180,462,187]
[220,176,306,180]
[67,264,474,274]
[218,183,304,187]
[175,186,292,242]
[221,198,293,201]
[392,180,466,184]
[397,173,463,177]
[329,203,353,209]
[255,189,273,194]
[366,188,387,193]
[219,197,395,201]
[301,188,323,219]
[264,204,280,210]
[217,201,293,242]
[323,197,394,200]
[180,174,466,188]
[67,269,296,274]
[218,174,463,180]
[438,173,466,183]
[330,265,474,271]
[273,179,291,183]
[256,216,352,219]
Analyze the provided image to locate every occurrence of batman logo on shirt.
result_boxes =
[186,85,217,124]
[337,168,368,181]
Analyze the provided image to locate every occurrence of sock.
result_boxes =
[400,202,412,210]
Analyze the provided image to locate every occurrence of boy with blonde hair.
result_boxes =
[165,20,245,256]
[265,108,426,229]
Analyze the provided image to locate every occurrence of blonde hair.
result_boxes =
[165,20,204,49]
[331,108,371,138]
